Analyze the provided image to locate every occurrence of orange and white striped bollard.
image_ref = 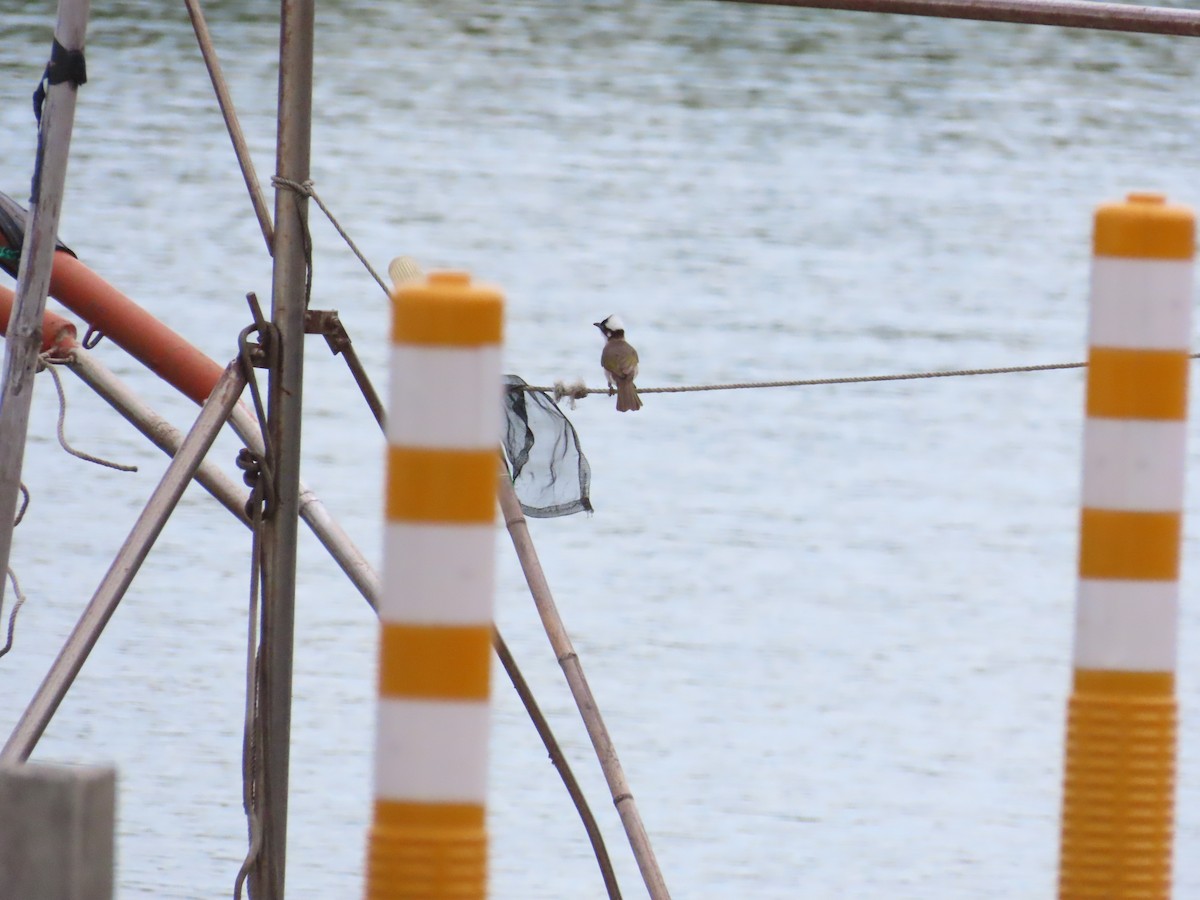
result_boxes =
[1059,193,1194,898]
[366,270,503,899]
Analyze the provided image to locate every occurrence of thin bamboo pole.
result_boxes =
[330,275,620,892]
[251,0,315,893]
[0,0,92,620]
[496,475,670,900]
[492,629,623,900]
[1,363,246,763]
[723,0,1200,37]
[182,0,274,252]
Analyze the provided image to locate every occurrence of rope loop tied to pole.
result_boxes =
[272,176,390,294]
[235,448,271,522]
[270,177,315,306]
[270,175,313,198]
[236,319,277,520]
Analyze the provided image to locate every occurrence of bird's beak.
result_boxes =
[593,321,605,331]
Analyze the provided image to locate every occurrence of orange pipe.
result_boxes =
[0,284,78,354]
[0,237,225,404]
[48,252,225,404]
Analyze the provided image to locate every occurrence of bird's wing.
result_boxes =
[604,341,639,379]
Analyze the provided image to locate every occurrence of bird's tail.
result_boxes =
[616,379,642,413]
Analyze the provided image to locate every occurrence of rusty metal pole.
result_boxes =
[723,0,1200,37]
[249,0,314,895]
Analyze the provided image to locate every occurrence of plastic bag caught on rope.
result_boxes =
[503,375,592,517]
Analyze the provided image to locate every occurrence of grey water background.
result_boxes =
[3,0,1200,896]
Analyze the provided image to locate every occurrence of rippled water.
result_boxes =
[3,1,1200,896]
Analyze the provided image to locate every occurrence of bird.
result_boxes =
[594,314,642,412]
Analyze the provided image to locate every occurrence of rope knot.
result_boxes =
[270,175,314,197]
[553,379,589,408]
[236,448,273,521]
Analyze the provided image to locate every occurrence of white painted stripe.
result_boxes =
[380,522,496,624]
[1081,418,1187,512]
[1073,579,1179,671]
[1088,258,1193,350]
[387,346,502,449]
[374,698,490,803]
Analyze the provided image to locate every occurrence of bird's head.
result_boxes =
[594,314,625,339]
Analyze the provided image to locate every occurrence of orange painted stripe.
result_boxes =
[1086,347,1188,420]
[1078,508,1180,581]
[379,624,491,700]
[1072,668,1174,696]
[1059,679,1175,895]
[392,274,503,347]
[386,447,496,523]
[1093,194,1194,260]
[374,798,485,830]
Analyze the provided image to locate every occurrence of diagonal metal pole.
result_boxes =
[250,0,314,895]
[0,362,246,763]
[722,0,1200,37]
[0,0,91,618]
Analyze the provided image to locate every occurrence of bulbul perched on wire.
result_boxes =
[594,314,643,412]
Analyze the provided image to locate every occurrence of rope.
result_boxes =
[0,493,31,660]
[39,355,138,472]
[233,454,269,900]
[528,355,1200,401]
[271,176,390,296]
[236,323,277,519]
[0,568,28,660]
[246,180,1197,407]
[14,483,29,527]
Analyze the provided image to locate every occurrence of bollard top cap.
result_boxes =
[428,270,472,287]
[1094,193,1194,260]
[1126,192,1166,206]
[391,269,503,347]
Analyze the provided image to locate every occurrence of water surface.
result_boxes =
[2,1,1200,896]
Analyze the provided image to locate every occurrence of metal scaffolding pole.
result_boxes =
[250,0,314,894]
[0,0,91,618]
[723,0,1200,37]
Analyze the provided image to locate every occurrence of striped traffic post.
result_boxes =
[366,271,503,899]
[1059,193,1194,898]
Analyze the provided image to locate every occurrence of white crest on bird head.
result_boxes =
[594,314,625,336]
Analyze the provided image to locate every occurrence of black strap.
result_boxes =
[30,39,88,204]
[32,38,88,126]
